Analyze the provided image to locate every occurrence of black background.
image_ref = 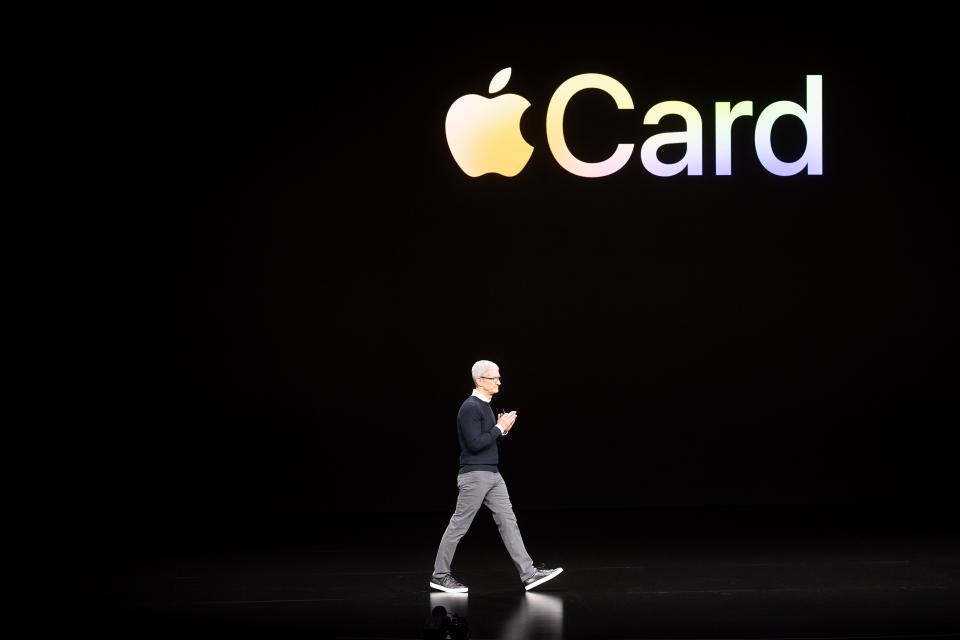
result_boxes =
[77,16,957,546]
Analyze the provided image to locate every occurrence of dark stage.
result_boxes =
[76,12,959,640]
[87,507,958,638]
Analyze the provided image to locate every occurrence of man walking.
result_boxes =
[430,360,563,593]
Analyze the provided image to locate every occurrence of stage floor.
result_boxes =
[83,507,960,638]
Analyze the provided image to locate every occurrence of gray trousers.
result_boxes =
[433,470,536,582]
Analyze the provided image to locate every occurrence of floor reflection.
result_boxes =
[499,592,563,640]
[428,591,469,619]
[428,591,563,640]
[425,592,470,639]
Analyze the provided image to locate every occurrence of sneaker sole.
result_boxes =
[524,567,564,591]
[429,581,468,593]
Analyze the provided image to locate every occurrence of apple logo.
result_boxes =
[445,68,534,177]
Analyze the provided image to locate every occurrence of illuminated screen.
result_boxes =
[108,20,956,515]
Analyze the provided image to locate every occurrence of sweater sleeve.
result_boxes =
[459,403,501,453]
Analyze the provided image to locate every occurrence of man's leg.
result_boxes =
[433,471,496,576]
[483,473,536,582]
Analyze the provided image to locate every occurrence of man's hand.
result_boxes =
[497,411,518,433]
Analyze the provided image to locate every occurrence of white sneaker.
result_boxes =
[523,567,563,591]
[430,574,468,593]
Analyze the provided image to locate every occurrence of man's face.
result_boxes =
[477,367,501,396]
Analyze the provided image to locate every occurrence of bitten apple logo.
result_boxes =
[445,69,823,178]
[445,68,534,177]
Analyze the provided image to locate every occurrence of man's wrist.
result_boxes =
[496,424,507,435]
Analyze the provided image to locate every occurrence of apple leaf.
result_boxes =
[489,67,512,94]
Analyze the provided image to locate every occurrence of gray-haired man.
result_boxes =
[430,360,563,592]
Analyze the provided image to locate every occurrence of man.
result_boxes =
[430,360,563,593]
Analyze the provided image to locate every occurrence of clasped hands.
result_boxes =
[497,410,518,433]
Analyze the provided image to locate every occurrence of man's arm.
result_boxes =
[459,404,502,453]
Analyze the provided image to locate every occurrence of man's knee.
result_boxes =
[451,509,479,528]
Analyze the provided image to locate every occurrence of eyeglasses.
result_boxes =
[481,376,501,381]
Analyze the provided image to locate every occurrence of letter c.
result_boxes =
[546,74,635,178]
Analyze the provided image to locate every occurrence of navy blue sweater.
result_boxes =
[457,395,502,474]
